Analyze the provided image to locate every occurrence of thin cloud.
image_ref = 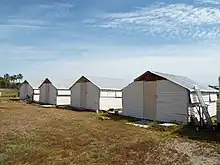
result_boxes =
[95,3,220,40]
[0,24,48,29]
[194,0,220,5]
[4,2,75,29]
[37,2,74,9]
[7,18,46,26]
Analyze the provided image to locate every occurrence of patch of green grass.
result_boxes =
[0,89,18,97]
[99,112,138,123]
[211,116,217,123]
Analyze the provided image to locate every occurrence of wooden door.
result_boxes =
[143,81,157,120]
[80,82,87,108]
[46,84,50,104]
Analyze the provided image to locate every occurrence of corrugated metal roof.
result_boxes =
[75,76,128,90]
[151,71,218,93]
[24,78,72,90]
[46,78,73,89]
[24,79,44,89]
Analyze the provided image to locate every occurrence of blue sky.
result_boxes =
[0,0,220,85]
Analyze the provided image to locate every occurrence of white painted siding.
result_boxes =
[33,89,40,102]
[190,92,217,118]
[57,90,71,105]
[143,81,157,120]
[86,82,99,110]
[34,89,40,94]
[58,90,71,96]
[19,84,33,100]
[100,90,122,98]
[207,102,217,117]
[210,93,218,101]
[57,96,71,105]
[116,91,122,97]
[39,84,48,104]
[100,98,122,110]
[70,83,81,108]
[33,95,40,102]
[40,84,57,105]
[190,92,210,103]
[122,81,144,118]
[49,84,57,105]
[100,91,115,97]
[156,80,188,123]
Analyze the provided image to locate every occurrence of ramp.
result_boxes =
[193,85,213,127]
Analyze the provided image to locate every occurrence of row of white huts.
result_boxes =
[20,71,219,124]
[20,76,125,111]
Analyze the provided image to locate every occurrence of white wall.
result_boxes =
[190,92,210,103]
[122,81,144,118]
[208,101,217,117]
[70,83,81,108]
[156,80,189,123]
[210,93,218,102]
[33,89,40,102]
[86,82,99,110]
[58,90,71,96]
[39,84,48,103]
[99,90,123,110]
[56,90,71,105]
[19,84,33,100]
[57,96,71,105]
[40,83,57,105]
[100,91,116,97]
[34,89,40,94]
[116,91,122,97]
[49,84,57,105]
[190,92,217,118]
[33,95,40,102]
[100,98,122,110]
[143,81,157,120]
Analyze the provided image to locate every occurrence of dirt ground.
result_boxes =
[0,100,219,165]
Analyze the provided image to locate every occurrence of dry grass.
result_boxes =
[0,89,18,97]
[0,100,220,165]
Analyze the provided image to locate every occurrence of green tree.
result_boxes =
[17,74,23,83]
[3,74,10,88]
[4,74,9,80]
[13,75,18,83]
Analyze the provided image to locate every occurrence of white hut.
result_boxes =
[39,78,71,105]
[19,80,41,101]
[217,76,220,125]
[69,76,127,111]
[122,71,218,124]
[19,80,33,100]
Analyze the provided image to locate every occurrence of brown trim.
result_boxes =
[134,71,166,82]
[39,78,52,88]
[69,76,90,89]
[22,80,29,84]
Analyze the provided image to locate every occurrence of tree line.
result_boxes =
[0,74,23,89]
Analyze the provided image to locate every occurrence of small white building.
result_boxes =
[217,76,220,124]
[70,76,127,111]
[19,80,33,100]
[19,80,41,101]
[39,78,71,105]
[122,71,218,124]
